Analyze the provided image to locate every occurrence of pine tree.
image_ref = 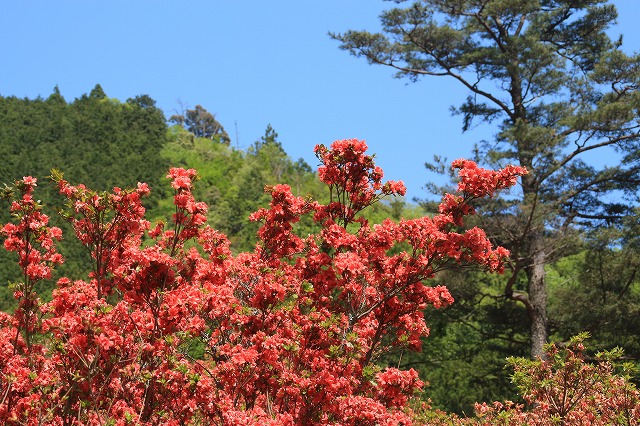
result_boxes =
[333,0,640,358]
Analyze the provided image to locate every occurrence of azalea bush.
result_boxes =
[412,334,640,425]
[0,139,525,425]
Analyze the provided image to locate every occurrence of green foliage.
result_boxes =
[5,80,637,416]
[160,124,326,252]
[160,123,417,252]
[0,91,417,315]
[548,215,640,358]
[407,212,639,414]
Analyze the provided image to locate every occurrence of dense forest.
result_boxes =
[0,84,637,416]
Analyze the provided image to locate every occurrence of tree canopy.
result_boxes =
[170,104,231,144]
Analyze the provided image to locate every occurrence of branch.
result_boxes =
[559,171,640,208]
[503,261,536,320]
[385,60,515,121]
[472,5,507,54]
[509,291,535,321]
[618,262,639,300]
[541,131,640,184]
[515,14,526,37]
[572,212,625,221]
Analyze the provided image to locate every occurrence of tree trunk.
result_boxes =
[518,169,549,360]
[510,59,548,358]
[527,231,548,359]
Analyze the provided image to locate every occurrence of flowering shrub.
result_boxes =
[0,139,525,425]
[484,334,640,425]
[411,334,640,425]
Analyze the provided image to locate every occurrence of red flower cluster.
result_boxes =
[451,159,527,198]
[2,178,63,282]
[0,140,525,425]
[0,178,63,353]
[315,139,406,227]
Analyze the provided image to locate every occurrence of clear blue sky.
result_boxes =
[1,1,639,201]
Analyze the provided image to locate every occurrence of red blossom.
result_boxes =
[451,158,528,198]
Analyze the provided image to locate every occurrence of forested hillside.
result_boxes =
[0,86,637,416]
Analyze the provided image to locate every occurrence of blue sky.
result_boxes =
[2,1,639,201]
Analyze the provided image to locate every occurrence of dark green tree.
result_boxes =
[170,104,230,144]
[333,0,640,358]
